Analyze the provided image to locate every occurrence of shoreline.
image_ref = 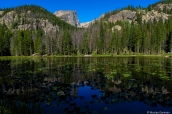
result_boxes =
[0,54,171,58]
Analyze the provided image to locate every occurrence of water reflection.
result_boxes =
[0,57,172,113]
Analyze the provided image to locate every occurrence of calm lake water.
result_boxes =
[0,57,172,114]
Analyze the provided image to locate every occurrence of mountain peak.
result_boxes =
[54,10,80,27]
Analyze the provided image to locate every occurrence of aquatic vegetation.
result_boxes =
[0,57,171,113]
[0,106,11,114]
[123,72,132,78]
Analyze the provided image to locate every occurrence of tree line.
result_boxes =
[0,18,172,56]
[0,3,172,56]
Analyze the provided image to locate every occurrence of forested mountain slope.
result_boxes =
[0,0,172,56]
[0,5,76,56]
[78,0,172,55]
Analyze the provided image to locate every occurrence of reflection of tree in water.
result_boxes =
[103,73,172,108]
[0,57,171,113]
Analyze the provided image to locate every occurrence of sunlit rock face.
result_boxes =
[154,3,172,11]
[142,10,169,23]
[0,10,59,33]
[108,10,137,23]
[0,11,3,16]
[54,10,80,27]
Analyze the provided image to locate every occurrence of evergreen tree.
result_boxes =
[97,21,105,54]
[34,36,42,54]
[128,21,136,52]
[80,33,89,54]
[135,25,142,53]
[62,30,73,55]
[0,24,12,56]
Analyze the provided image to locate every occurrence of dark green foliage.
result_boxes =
[0,23,12,56]
[83,15,172,55]
[11,22,18,29]
[98,21,105,54]
[34,36,42,54]
[166,18,172,53]
[12,30,33,56]
[62,30,73,55]
[128,21,136,52]
[80,33,89,54]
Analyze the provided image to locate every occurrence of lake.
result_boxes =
[0,57,172,114]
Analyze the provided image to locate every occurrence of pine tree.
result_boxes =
[128,21,136,52]
[80,33,89,54]
[99,21,105,54]
[0,24,12,56]
[62,30,73,55]
[135,25,142,53]
[34,36,42,54]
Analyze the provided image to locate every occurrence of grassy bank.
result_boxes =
[45,54,172,58]
[0,54,171,59]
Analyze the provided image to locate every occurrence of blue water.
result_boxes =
[0,57,172,114]
[42,85,172,114]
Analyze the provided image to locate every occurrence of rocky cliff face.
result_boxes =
[80,10,137,28]
[109,9,169,24]
[142,10,169,23]
[0,11,3,16]
[154,3,172,11]
[0,10,59,33]
[81,3,172,28]
[54,10,80,27]
[108,5,171,24]
[108,10,137,23]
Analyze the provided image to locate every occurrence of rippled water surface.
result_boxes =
[0,57,172,114]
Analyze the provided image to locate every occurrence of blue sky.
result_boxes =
[1,0,160,23]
